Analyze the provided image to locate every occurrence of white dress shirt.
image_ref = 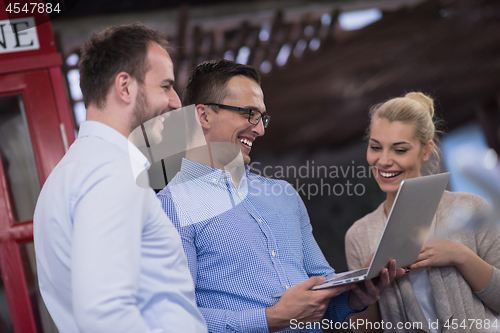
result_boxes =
[34,121,207,333]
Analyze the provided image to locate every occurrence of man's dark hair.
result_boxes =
[182,59,261,107]
[79,23,171,109]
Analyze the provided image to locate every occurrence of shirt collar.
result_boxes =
[180,158,250,188]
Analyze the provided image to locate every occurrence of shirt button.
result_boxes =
[256,219,261,223]
[212,178,217,183]
[271,251,276,257]
[286,285,290,289]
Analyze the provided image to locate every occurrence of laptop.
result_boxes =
[272,172,450,297]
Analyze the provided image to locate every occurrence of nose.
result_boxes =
[378,149,393,167]
[168,89,182,110]
[253,118,265,137]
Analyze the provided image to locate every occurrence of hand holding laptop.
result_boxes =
[272,173,449,298]
[349,259,405,310]
[320,259,404,313]
[409,236,463,269]
[267,260,404,331]
[313,172,450,290]
[266,276,352,332]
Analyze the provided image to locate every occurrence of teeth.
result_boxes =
[380,171,402,178]
[239,138,253,147]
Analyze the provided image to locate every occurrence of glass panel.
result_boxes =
[0,263,14,332]
[0,95,41,222]
[19,242,57,333]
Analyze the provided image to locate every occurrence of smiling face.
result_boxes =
[367,117,432,196]
[204,75,266,166]
[131,42,181,142]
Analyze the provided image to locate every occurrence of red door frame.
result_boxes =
[0,7,75,333]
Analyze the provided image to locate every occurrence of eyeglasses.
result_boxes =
[204,103,271,128]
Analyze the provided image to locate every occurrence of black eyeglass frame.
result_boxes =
[203,103,270,128]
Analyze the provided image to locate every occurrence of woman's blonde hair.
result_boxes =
[368,92,441,173]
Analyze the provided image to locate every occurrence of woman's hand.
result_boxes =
[409,237,466,269]
[410,237,493,292]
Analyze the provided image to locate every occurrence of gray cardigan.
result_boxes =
[345,191,500,333]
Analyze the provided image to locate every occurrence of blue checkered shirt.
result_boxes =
[157,158,359,333]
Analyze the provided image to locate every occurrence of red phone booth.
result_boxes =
[0,4,75,333]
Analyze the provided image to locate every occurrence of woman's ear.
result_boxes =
[422,140,435,162]
[196,104,211,130]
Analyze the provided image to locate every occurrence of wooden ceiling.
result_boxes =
[54,0,500,155]
[257,0,500,155]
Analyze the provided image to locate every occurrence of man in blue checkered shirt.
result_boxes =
[157,59,403,333]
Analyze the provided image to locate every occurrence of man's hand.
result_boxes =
[348,259,404,311]
[266,276,352,332]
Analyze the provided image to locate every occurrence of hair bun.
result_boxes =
[405,92,434,118]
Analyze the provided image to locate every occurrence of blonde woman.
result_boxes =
[345,92,500,332]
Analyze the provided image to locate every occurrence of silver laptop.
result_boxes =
[272,172,450,297]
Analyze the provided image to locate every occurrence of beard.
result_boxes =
[130,85,152,132]
[130,85,167,146]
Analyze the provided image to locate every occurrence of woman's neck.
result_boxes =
[384,191,397,217]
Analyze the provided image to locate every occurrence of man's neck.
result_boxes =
[185,145,245,188]
[224,161,244,189]
[86,107,132,138]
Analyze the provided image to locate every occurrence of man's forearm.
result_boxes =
[266,305,290,332]
[201,307,269,333]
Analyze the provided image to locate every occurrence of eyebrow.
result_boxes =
[369,138,411,146]
[161,79,175,86]
[245,106,266,113]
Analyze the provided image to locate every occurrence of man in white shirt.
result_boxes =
[34,23,207,333]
